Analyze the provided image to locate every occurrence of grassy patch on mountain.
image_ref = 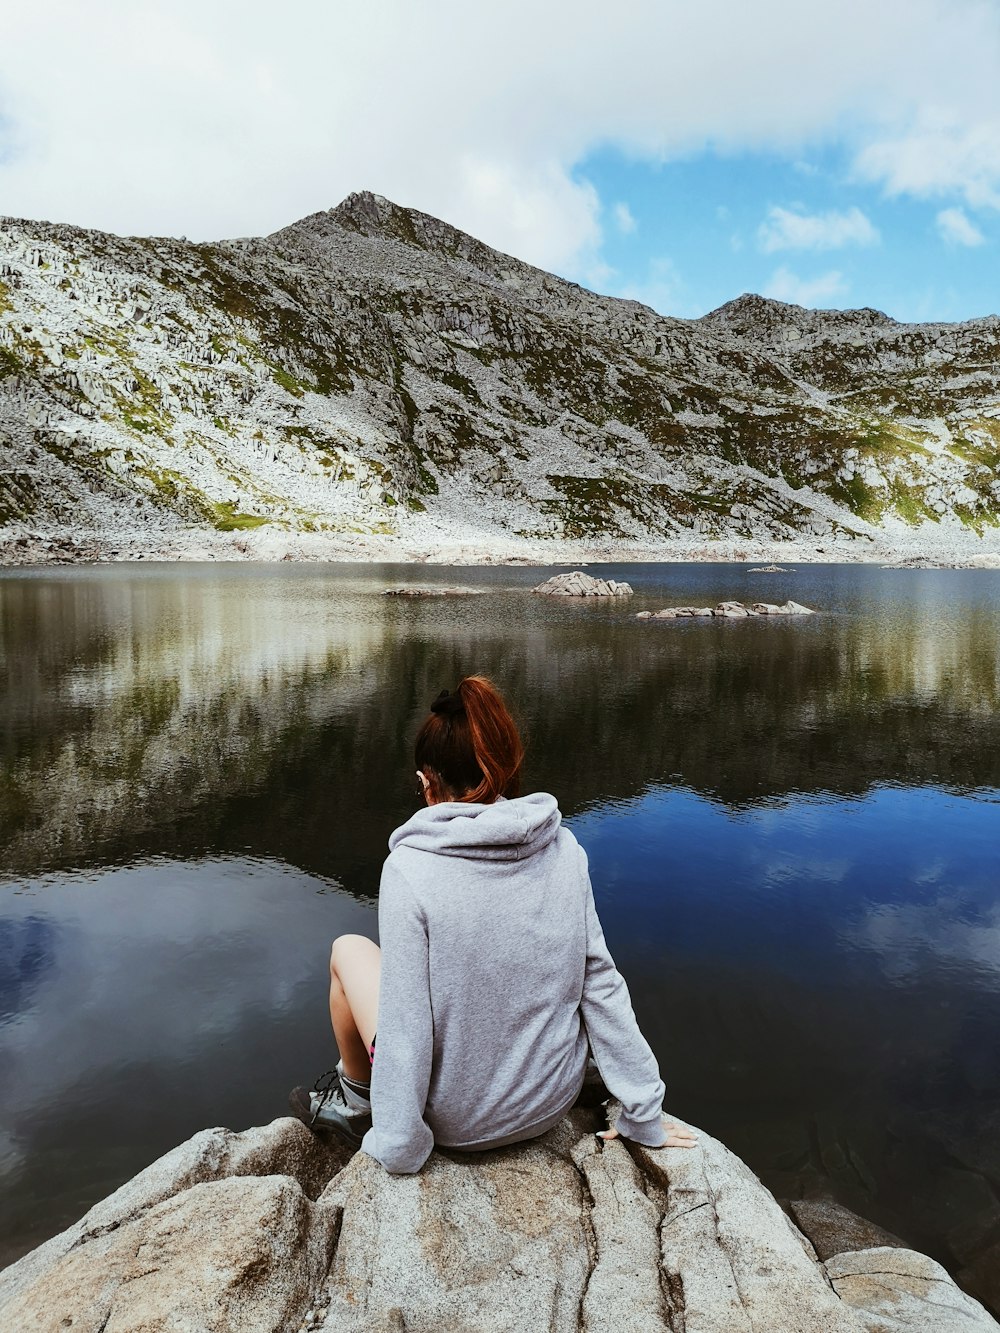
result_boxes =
[0,345,24,378]
[0,471,38,522]
[211,501,271,531]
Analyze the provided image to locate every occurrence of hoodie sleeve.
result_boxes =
[578,848,667,1146]
[360,857,435,1174]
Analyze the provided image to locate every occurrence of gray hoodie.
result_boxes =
[361,792,666,1174]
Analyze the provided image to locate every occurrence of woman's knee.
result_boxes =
[330,933,378,978]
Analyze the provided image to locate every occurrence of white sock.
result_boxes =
[337,1060,372,1111]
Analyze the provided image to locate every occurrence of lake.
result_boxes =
[1,561,999,1300]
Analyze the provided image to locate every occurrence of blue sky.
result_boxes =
[576,146,996,322]
[1,0,998,325]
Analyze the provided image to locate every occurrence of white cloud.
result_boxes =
[0,0,998,276]
[763,267,848,308]
[854,111,1000,211]
[935,206,985,247]
[758,205,879,252]
[846,894,1000,984]
[613,201,637,234]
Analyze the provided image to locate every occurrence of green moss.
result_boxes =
[406,496,427,512]
[540,474,640,538]
[0,470,38,522]
[466,344,500,367]
[417,461,439,495]
[0,278,13,316]
[827,474,885,523]
[888,478,939,526]
[212,501,271,531]
[439,369,483,403]
[123,412,156,434]
[195,247,261,322]
[272,366,305,397]
[0,346,24,378]
[855,420,934,461]
[134,465,188,502]
[520,331,611,421]
[950,426,1000,470]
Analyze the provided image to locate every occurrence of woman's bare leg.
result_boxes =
[329,934,381,1084]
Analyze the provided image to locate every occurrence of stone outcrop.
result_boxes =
[1,1110,995,1333]
[1,190,999,559]
[0,1118,352,1332]
[532,571,634,596]
[636,599,815,619]
[382,585,485,596]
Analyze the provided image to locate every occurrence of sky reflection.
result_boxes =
[2,564,1000,1292]
[0,856,375,1262]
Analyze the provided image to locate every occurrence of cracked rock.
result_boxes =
[1,1112,995,1333]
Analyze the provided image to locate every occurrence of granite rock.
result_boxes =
[638,599,816,620]
[2,1112,996,1333]
[532,571,633,596]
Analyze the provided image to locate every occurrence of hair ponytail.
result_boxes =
[415,675,524,803]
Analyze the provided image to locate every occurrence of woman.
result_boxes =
[290,675,695,1171]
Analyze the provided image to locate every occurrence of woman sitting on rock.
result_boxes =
[289,675,695,1171]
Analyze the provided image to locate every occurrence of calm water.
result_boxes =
[1,562,999,1289]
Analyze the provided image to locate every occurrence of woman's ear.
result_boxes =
[417,769,434,804]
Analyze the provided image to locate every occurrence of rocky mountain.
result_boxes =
[1,190,998,558]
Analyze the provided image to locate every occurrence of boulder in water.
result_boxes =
[532,571,633,597]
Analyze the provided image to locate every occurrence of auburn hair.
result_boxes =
[415,675,524,804]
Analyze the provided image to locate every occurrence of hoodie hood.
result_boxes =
[388,791,562,862]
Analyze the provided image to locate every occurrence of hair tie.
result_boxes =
[430,688,464,716]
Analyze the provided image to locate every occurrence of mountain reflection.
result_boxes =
[1,565,999,883]
[2,565,999,1296]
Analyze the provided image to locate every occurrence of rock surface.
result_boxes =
[1,1110,995,1333]
[637,599,815,619]
[382,585,485,596]
[1,190,999,565]
[532,570,634,596]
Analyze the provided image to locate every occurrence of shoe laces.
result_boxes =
[309,1068,343,1126]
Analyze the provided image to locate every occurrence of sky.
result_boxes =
[0,0,998,322]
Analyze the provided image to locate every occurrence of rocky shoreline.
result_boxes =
[2,523,1000,570]
[1,1108,995,1332]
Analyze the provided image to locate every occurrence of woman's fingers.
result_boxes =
[596,1119,699,1148]
[662,1121,698,1148]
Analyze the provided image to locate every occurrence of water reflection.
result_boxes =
[0,856,375,1264]
[3,565,1000,883]
[0,918,55,1026]
[1,565,999,1304]
[575,782,1000,1285]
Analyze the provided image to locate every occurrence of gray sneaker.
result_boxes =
[288,1071,372,1145]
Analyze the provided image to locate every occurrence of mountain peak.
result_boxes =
[702,291,898,334]
[706,293,801,322]
[329,191,516,270]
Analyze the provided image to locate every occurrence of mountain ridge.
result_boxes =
[1,190,998,560]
